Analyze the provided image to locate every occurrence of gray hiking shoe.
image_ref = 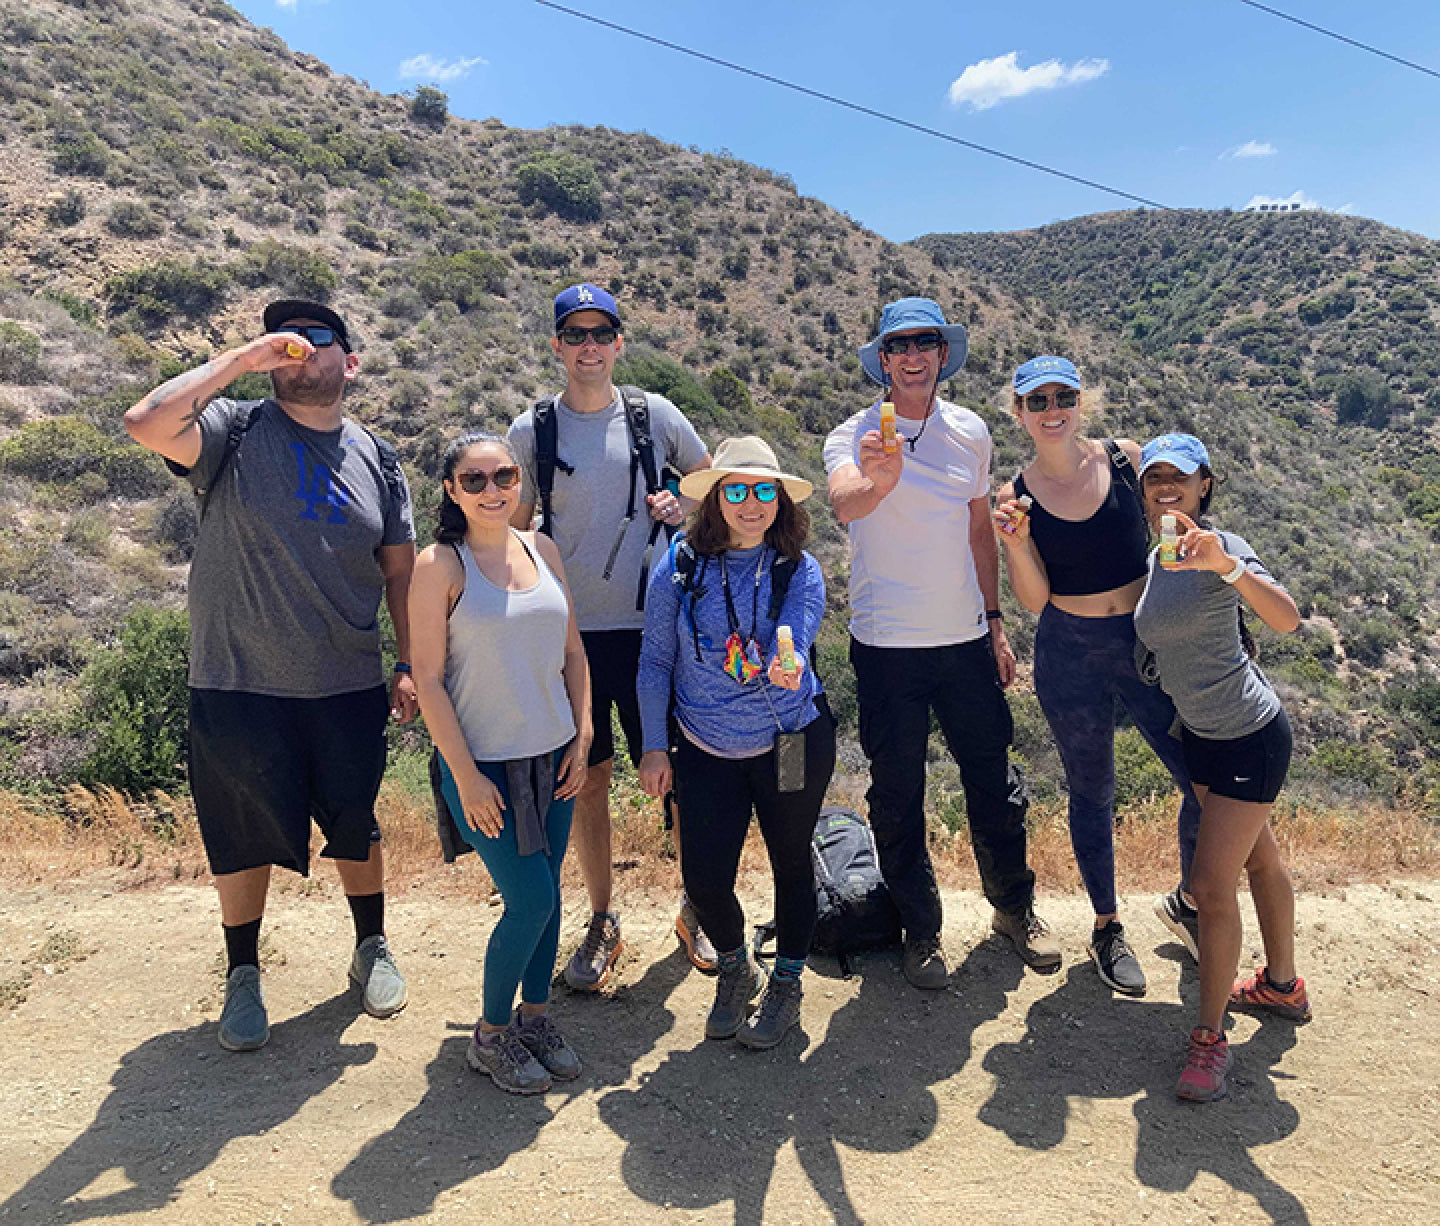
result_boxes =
[564,911,624,991]
[992,906,1063,972]
[466,1026,552,1095]
[705,955,766,1040]
[513,1009,582,1080]
[1089,920,1147,996]
[349,934,409,1018]
[676,895,718,975]
[902,936,950,990]
[219,965,269,1052]
[737,976,803,1050]
[1155,889,1200,962]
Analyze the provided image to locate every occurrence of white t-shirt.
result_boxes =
[823,398,992,649]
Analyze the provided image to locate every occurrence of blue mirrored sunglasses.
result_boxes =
[721,480,779,505]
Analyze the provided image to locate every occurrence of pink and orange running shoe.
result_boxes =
[1176,1027,1232,1102]
[1229,967,1312,1024]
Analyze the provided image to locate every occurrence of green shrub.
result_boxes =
[614,350,725,432]
[46,190,87,228]
[77,606,190,795]
[515,153,602,222]
[410,85,448,129]
[105,200,164,239]
[0,417,167,497]
[52,130,109,177]
[1334,371,1395,428]
[411,249,507,309]
[105,258,230,323]
[1311,739,1394,790]
[236,240,338,301]
[1113,726,1179,807]
[0,321,45,384]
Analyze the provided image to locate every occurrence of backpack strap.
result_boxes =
[532,394,573,539]
[193,400,264,521]
[669,535,706,663]
[1104,439,1142,503]
[361,426,407,521]
[619,385,675,611]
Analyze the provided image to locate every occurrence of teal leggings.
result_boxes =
[437,751,574,1026]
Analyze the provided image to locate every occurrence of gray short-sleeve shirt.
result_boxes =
[507,390,708,632]
[177,398,415,698]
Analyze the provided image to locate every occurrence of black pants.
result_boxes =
[850,636,1035,940]
[675,713,837,960]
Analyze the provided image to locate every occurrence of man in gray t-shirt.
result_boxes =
[508,283,711,990]
[124,299,416,1053]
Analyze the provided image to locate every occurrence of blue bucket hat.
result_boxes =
[1140,433,1212,477]
[858,297,968,387]
[1013,355,1081,396]
[554,283,621,331]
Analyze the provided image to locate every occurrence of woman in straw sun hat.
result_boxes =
[636,436,835,1052]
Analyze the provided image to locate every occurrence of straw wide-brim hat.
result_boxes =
[678,436,814,503]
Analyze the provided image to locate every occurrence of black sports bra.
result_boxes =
[1013,441,1149,597]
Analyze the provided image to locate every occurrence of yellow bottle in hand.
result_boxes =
[1007,494,1033,534]
[776,625,797,676]
[1159,514,1179,566]
[880,401,898,454]
[285,341,306,360]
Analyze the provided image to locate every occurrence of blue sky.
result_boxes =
[236,0,1440,241]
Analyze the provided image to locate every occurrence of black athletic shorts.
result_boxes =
[1181,707,1292,804]
[189,685,389,876]
[581,628,644,768]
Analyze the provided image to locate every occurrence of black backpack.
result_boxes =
[532,384,672,611]
[754,806,901,977]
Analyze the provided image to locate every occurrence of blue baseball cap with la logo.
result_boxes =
[1013,355,1081,396]
[1140,433,1212,477]
[554,283,621,331]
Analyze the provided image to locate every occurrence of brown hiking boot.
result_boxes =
[992,906,1062,972]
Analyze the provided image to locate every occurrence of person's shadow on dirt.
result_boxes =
[597,936,1025,1225]
[331,946,693,1223]
[979,959,1310,1225]
[0,991,373,1225]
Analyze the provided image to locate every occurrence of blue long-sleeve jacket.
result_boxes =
[637,537,827,756]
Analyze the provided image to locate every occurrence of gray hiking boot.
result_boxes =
[564,911,624,991]
[218,965,269,1052]
[737,976,803,1050]
[513,1009,582,1080]
[466,1026,552,1095]
[992,906,1063,972]
[349,934,409,1018]
[705,955,766,1040]
[902,936,950,990]
[676,895,718,975]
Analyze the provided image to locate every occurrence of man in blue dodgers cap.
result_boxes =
[824,298,1060,989]
[507,284,714,991]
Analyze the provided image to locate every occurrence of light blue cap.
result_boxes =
[1014,355,1081,396]
[1140,433,1212,476]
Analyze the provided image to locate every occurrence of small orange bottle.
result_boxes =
[880,401,898,454]
[776,625,797,675]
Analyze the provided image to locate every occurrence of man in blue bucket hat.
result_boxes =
[825,298,1059,989]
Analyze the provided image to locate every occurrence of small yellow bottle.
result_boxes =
[880,401,898,454]
[285,341,306,360]
[1159,514,1179,566]
[1008,494,1033,533]
[776,625,797,675]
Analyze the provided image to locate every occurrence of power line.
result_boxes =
[1238,1,1440,82]
[534,1,1173,211]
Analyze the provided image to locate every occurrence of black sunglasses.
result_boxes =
[880,332,944,357]
[557,325,619,347]
[278,325,339,348]
[1024,389,1080,412]
[455,466,521,494]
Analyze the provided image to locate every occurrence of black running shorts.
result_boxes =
[580,629,644,769]
[1181,708,1292,805]
[188,685,389,876]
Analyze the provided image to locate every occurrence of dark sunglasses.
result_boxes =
[557,324,619,347]
[880,332,944,357]
[721,481,779,505]
[278,325,339,348]
[1024,389,1080,412]
[455,466,521,494]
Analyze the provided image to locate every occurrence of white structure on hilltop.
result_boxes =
[1243,191,1323,215]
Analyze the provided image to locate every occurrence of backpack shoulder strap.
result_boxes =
[361,425,407,517]
[1104,438,1141,502]
[196,400,264,520]
[767,554,800,622]
[532,394,570,538]
[619,385,661,497]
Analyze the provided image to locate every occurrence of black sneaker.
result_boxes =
[1089,920,1147,996]
[737,976,802,1050]
[705,955,766,1039]
[1155,889,1200,962]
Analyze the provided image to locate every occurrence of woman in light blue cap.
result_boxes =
[994,357,1200,998]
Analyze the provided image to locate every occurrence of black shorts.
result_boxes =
[189,686,389,876]
[1182,708,1292,804]
[581,629,643,768]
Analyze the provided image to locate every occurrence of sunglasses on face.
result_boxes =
[557,325,619,347]
[1024,389,1080,412]
[455,466,521,494]
[721,481,779,505]
[880,332,944,357]
[278,325,339,348]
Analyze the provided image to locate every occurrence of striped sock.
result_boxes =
[716,946,747,973]
[773,956,805,981]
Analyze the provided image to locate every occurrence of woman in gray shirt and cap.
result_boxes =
[1133,433,1309,1105]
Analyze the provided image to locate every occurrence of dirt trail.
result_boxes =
[0,880,1437,1225]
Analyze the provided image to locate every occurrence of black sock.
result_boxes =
[223,918,261,976]
[347,892,385,946]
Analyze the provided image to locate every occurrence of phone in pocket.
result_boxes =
[776,730,806,793]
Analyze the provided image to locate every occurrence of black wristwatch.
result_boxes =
[985,610,1004,622]
[392,662,413,675]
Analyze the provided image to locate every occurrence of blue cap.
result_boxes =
[858,297,968,386]
[1013,355,1081,396]
[1140,433,1212,477]
[554,283,621,331]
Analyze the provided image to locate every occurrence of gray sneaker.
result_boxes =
[1089,920,1147,996]
[466,1027,552,1095]
[1155,889,1200,962]
[992,906,1063,972]
[737,976,803,1050]
[513,1009,582,1080]
[218,965,269,1052]
[349,934,408,1018]
[705,955,766,1039]
[902,936,950,990]
[564,912,624,991]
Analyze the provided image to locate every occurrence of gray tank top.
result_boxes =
[444,532,576,762]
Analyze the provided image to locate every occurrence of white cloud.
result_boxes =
[397,53,488,83]
[1224,140,1277,159]
[276,0,298,8]
[946,52,1109,112]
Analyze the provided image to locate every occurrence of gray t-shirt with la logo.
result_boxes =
[176,398,414,697]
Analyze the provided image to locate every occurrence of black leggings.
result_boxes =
[675,712,837,960]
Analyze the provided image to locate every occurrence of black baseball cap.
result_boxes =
[263,299,353,352]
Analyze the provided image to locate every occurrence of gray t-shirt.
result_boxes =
[1132,530,1283,740]
[177,398,415,698]
[507,390,708,632]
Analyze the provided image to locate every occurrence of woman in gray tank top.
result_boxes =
[410,432,593,1095]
